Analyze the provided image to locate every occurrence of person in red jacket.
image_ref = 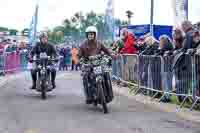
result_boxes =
[120,28,137,54]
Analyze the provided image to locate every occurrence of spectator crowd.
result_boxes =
[57,45,81,71]
[111,21,200,56]
[0,37,30,75]
[111,20,200,104]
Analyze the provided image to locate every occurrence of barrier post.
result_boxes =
[190,54,200,110]
[179,54,193,108]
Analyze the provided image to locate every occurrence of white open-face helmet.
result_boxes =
[85,26,98,36]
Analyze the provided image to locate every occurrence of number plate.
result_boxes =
[93,66,102,74]
[104,66,112,72]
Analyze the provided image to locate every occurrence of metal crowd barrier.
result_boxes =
[136,55,163,98]
[112,54,139,87]
[191,54,200,110]
[0,54,5,75]
[112,53,200,110]
[121,54,138,82]
[19,50,28,71]
[0,51,29,75]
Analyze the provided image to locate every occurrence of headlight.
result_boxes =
[47,66,51,69]
[41,70,46,74]
[104,66,112,72]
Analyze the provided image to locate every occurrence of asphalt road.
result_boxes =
[0,71,199,133]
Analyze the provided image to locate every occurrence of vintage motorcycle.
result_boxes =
[32,53,58,100]
[80,54,114,114]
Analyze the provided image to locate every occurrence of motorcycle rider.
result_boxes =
[29,32,57,90]
[79,26,115,104]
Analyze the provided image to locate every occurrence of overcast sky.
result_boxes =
[0,0,199,30]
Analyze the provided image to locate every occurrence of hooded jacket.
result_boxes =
[120,33,137,54]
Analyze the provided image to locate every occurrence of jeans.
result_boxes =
[162,72,173,100]
[71,60,79,71]
[112,59,117,76]
[117,58,123,78]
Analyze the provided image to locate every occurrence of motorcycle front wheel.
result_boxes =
[41,80,47,100]
[97,79,108,114]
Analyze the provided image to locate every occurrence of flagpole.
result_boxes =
[33,4,38,45]
[185,0,188,20]
[112,0,115,41]
[105,0,115,41]
[29,3,39,46]
[150,0,154,36]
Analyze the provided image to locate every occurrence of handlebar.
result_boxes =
[30,58,59,62]
[88,54,111,60]
[80,54,112,67]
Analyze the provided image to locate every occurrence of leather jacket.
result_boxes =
[79,40,111,58]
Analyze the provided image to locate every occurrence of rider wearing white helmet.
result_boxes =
[85,26,98,41]
[79,26,115,104]
[79,26,114,57]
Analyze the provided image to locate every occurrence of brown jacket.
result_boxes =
[79,40,111,58]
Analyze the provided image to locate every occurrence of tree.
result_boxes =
[0,27,8,32]
[48,31,58,44]
[53,26,65,33]
[115,19,128,26]
[59,11,128,41]
[126,10,134,24]
[22,28,29,36]
[47,28,65,44]
[9,29,18,35]
[56,31,64,43]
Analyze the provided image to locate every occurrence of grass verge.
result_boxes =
[127,84,200,111]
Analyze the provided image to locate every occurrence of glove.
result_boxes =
[28,58,33,63]
[54,58,59,63]
[196,49,200,55]
[186,49,196,55]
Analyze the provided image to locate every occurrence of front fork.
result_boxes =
[94,74,104,99]
[83,71,105,101]
[36,69,50,89]
[36,70,40,90]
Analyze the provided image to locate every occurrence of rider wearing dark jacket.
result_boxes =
[29,33,57,90]
[30,42,57,57]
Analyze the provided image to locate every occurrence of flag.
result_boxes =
[172,0,188,27]
[184,0,188,20]
[29,4,39,46]
[105,0,115,40]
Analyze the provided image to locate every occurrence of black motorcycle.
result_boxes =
[32,53,58,100]
[80,54,114,114]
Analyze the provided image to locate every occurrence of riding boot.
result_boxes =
[30,70,37,89]
[51,70,56,89]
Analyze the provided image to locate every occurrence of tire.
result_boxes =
[41,80,46,100]
[97,79,108,114]
[83,75,90,103]
[93,99,98,107]
[102,100,108,114]
[104,72,114,103]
